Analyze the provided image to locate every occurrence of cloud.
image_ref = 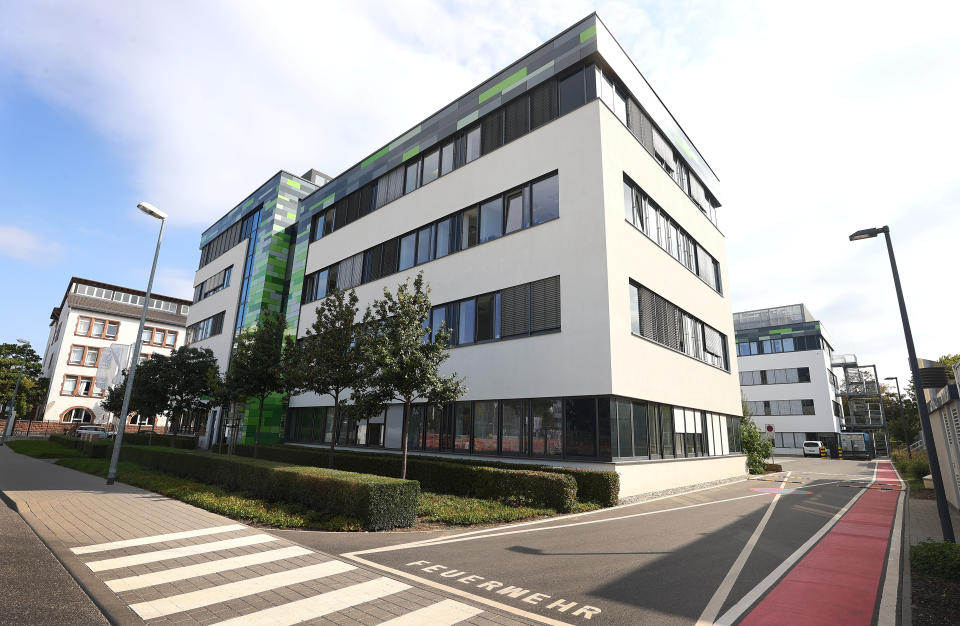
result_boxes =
[0,225,62,264]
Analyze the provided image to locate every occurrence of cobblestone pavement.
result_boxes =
[0,447,534,626]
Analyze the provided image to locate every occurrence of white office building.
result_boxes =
[39,277,189,428]
[734,304,844,455]
[188,15,747,496]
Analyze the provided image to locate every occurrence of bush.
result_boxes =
[118,446,419,530]
[122,432,197,449]
[49,434,113,458]
[908,455,931,480]
[740,417,773,474]
[225,444,579,512]
[912,540,960,580]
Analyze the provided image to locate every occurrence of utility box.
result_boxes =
[839,432,875,460]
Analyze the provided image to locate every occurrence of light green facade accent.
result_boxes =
[361,146,390,168]
[580,24,596,43]
[479,67,527,104]
[402,145,421,162]
[769,328,793,335]
[284,178,301,189]
[456,110,479,130]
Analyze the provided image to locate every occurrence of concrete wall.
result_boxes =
[614,454,747,499]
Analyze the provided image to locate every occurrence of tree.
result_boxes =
[881,381,920,454]
[164,347,219,446]
[226,312,288,458]
[939,354,959,382]
[101,357,170,428]
[362,273,465,479]
[284,289,373,466]
[0,342,43,421]
[740,402,772,474]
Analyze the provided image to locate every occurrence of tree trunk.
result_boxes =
[328,393,341,469]
[170,412,179,447]
[254,397,264,459]
[400,399,411,479]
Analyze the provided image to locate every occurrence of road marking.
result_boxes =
[86,534,279,572]
[714,461,879,625]
[343,554,575,626]
[208,576,409,626]
[376,598,485,625]
[750,487,812,494]
[129,560,356,619]
[695,471,792,626]
[351,493,770,554]
[103,545,313,592]
[71,523,246,554]
[878,463,906,624]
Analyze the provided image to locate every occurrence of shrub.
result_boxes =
[122,432,197,449]
[911,540,960,580]
[908,455,931,480]
[49,434,113,458]
[118,446,419,530]
[740,417,772,474]
[225,444,579,512]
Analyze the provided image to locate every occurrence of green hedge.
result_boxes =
[912,540,960,580]
[121,432,197,449]
[226,444,579,512]
[119,446,419,530]
[49,434,113,458]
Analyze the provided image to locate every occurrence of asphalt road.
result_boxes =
[284,457,896,625]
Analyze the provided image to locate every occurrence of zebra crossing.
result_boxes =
[69,524,492,625]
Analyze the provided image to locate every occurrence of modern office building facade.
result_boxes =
[923,361,960,510]
[187,15,746,494]
[40,277,189,427]
[734,304,844,454]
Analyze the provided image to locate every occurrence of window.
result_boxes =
[531,398,562,457]
[435,218,453,259]
[62,376,77,395]
[62,408,93,423]
[76,317,90,335]
[504,192,523,234]
[473,401,498,453]
[416,226,434,265]
[465,127,481,163]
[501,400,526,455]
[90,319,104,337]
[479,197,503,243]
[475,293,499,342]
[62,375,95,397]
[194,266,233,302]
[531,175,559,225]
[68,346,84,365]
[83,347,99,367]
[461,207,479,249]
[565,397,597,457]
[105,322,119,339]
[421,150,439,185]
[458,299,475,345]
[165,331,177,348]
[186,311,225,344]
[404,160,420,194]
[398,232,416,271]
[440,141,454,175]
[558,68,586,116]
[77,377,92,397]
[142,328,153,345]
[454,402,472,451]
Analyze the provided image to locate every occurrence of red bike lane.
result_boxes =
[739,462,902,625]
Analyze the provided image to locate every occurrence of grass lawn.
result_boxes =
[6,439,85,459]
[52,456,573,530]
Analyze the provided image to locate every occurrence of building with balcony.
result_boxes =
[186,14,746,496]
[734,304,845,455]
[39,277,190,428]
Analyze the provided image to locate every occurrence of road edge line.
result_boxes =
[878,461,908,625]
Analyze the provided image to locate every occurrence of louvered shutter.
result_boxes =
[337,254,361,290]
[703,325,724,357]
[481,111,504,155]
[627,99,643,143]
[360,183,375,215]
[500,283,530,337]
[530,79,558,130]
[653,128,676,171]
[689,174,708,210]
[386,167,404,203]
[333,198,347,230]
[375,174,390,209]
[504,95,529,143]
[639,285,656,339]
[381,238,399,276]
[346,191,361,224]
[638,110,655,154]
[530,276,561,332]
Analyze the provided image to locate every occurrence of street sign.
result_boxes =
[765,424,775,433]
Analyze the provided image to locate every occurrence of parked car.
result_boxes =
[802,440,824,457]
[74,425,114,440]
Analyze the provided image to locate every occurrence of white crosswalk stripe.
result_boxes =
[86,533,278,572]
[71,525,492,625]
[70,524,246,554]
[378,598,486,625]
[129,560,357,619]
[211,577,411,626]
[103,545,313,592]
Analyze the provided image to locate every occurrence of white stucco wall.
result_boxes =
[187,238,249,370]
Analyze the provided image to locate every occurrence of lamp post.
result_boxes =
[884,376,911,459]
[850,225,954,542]
[106,202,167,485]
[0,339,30,445]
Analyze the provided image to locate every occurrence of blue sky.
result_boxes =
[1,0,959,385]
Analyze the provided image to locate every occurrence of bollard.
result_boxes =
[838,447,843,460]
[820,446,826,459]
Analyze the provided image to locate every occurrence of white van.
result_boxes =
[75,426,113,440]
[802,440,824,457]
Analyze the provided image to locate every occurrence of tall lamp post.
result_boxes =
[884,376,911,459]
[850,225,954,542]
[0,338,30,445]
[106,202,167,485]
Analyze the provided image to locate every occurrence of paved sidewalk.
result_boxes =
[0,447,530,626]
[908,497,960,545]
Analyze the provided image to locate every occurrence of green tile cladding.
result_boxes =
[478,67,527,104]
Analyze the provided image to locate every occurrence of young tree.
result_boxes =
[740,414,773,475]
[101,357,170,429]
[284,288,374,466]
[362,273,465,479]
[165,347,219,447]
[0,342,43,421]
[226,311,288,458]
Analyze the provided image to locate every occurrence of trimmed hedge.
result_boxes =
[912,540,960,580]
[50,434,113,458]
[121,432,197,449]
[118,446,419,530]
[226,444,579,512]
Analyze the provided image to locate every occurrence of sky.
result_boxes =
[1,0,958,386]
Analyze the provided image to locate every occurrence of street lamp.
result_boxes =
[884,376,911,459]
[0,339,30,446]
[105,202,167,485]
[850,225,954,542]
